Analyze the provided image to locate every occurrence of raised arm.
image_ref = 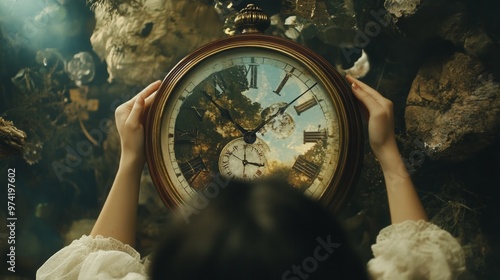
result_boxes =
[346,75,427,224]
[90,80,161,246]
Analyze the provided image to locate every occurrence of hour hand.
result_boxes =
[201,90,248,135]
[245,161,265,167]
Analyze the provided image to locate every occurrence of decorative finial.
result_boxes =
[234,4,270,34]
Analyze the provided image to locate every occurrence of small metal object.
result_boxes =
[234,4,270,34]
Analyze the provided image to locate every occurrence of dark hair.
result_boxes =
[150,179,369,280]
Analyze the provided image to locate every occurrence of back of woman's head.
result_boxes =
[150,179,369,280]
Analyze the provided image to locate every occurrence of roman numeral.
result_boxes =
[254,169,263,179]
[178,155,207,183]
[292,156,320,180]
[213,73,227,97]
[273,67,295,95]
[303,130,327,143]
[294,97,318,115]
[173,128,198,145]
[246,57,258,89]
[221,158,230,170]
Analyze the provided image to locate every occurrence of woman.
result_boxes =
[37,76,466,279]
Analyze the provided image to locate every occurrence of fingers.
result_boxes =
[140,80,161,100]
[346,75,393,113]
[140,90,158,124]
[121,80,161,129]
[127,95,145,127]
[125,80,162,107]
[346,75,384,102]
[346,75,381,114]
[144,90,158,109]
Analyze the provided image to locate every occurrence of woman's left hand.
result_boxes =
[115,80,161,164]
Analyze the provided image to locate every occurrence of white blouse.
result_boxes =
[36,220,466,280]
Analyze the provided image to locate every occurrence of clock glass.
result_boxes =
[156,46,345,205]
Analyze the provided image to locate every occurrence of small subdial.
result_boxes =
[218,137,269,181]
[260,102,295,139]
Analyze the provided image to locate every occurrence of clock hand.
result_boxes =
[226,145,262,166]
[201,90,248,135]
[228,151,249,174]
[241,145,265,167]
[242,146,247,176]
[244,161,265,167]
[230,152,244,161]
[250,82,318,134]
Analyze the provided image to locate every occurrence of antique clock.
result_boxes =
[145,4,363,213]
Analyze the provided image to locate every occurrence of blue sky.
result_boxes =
[242,62,338,166]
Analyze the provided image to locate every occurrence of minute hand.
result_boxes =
[201,90,248,135]
[250,82,317,133]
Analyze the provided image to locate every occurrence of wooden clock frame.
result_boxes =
[145,33,364,213]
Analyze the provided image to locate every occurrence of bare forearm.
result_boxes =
[345,75,427,224]
[376,143,428,224]
[90,81,159,246]
[90,155,144,246]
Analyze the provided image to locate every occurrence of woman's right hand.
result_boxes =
[346,75,398,159]
[346,76,428,223]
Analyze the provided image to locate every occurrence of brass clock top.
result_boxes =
[234,4,270,34]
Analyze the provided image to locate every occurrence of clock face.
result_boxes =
[146,35,363,211]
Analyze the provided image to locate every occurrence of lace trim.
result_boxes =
[368,220,466,279]
[71,235,141,260]
[377,220,447,242]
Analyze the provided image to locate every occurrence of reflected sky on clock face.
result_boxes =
[242,63,336,165]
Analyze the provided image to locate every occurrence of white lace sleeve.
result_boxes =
[36,235,148,280]
[367,220,466,280]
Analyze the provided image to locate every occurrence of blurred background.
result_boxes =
[1,0,499,278]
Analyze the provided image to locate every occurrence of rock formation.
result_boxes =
[90,0,224,85]
[405,53,500,161]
